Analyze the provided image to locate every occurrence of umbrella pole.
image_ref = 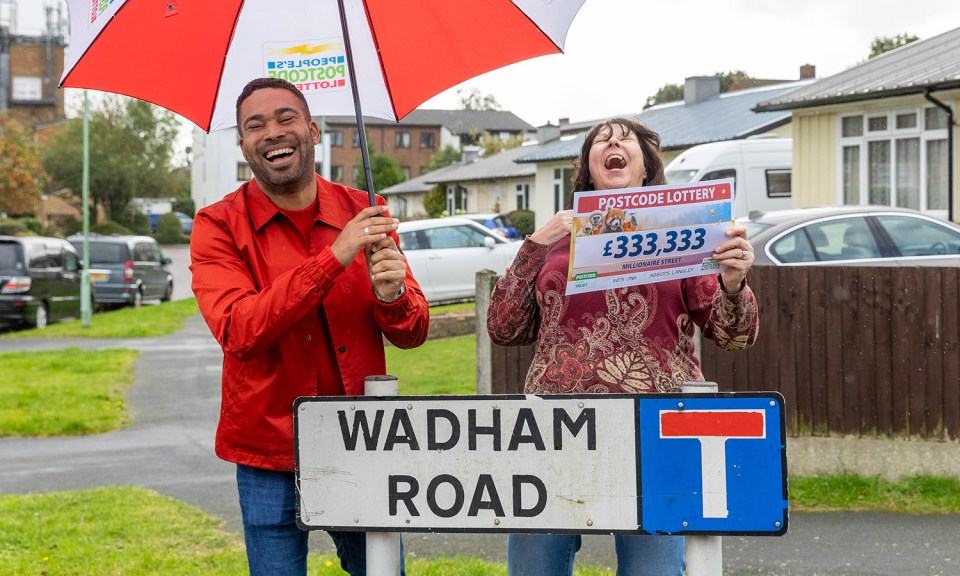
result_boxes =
[337,0,377,207]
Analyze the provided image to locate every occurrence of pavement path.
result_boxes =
[1,246,958,574]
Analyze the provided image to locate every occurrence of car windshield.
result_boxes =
[876,215,960,256]
[665,169,698,184]
[741,221,773,239]
[85,243,128,263]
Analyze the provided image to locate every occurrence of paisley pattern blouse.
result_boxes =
[487,236,760,394]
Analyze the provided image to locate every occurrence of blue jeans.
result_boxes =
[507,533,684,576]
[236,464,406,576]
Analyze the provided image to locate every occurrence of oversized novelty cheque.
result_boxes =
[567,178,735,295]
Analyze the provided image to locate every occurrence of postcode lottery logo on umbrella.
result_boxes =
[90,0,116,24]
[263,41,348,94]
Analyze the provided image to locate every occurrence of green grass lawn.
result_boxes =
[0,487,611,576]
[386,334,476,395]
[0,347,137,437]
[0,298,200,339]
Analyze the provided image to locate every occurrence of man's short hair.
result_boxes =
[235,77,311,135]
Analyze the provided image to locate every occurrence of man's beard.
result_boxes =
[250,143,314,195]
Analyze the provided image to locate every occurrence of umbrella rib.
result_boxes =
[59,0,134,88]
[201,0,248,133]
[511,1,565,53]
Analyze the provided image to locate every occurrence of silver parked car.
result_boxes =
[398,217,523,304]
[68,235,174,309]
[741,206,960,266]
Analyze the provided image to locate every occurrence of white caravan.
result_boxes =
[664,138,793,218]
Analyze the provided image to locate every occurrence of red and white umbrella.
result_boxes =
[60,0,586,201]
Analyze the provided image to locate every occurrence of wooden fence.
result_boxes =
[481,266,960,440]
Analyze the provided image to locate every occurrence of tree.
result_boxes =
[479,132,526,157]
[354,144,406,193]
[716,70,751,92]
[423,186,447,218]
[41,96,181,227]
[644,82,683,109]
[869,34,919,58]
[456,87,502,111]
[0,115,47,216]
[422,144,461,174]
[644,70,755,109]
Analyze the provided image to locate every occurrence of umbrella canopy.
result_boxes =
[60,0,585,133]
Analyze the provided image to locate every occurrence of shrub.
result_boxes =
[91,220,134,236]
[131,213,152,235]
[508,209,535,236]
[0,219,29,236]
[20,217,42,234]
[154,212,188,244]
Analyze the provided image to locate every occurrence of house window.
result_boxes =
[352,130,361,148]
[330,131,343,147]
[419,132,436,148]
[446,186,468,214]
[841,116,863,138]
[839,108,947,212]
[331,166,344,182]
[515,183,530,210]
[401,166,411,180]
[553,167,573,212]
[895,112,917,130]
[927,139,948,210]
[393,197,408,219]
[765,169,791,198]
[395,131,411,148]
[237,162,252,181]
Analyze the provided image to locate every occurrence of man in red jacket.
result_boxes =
[190,77,430,576]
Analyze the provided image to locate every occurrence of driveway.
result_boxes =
[1,245,958,574]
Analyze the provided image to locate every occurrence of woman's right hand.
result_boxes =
[528,210,573,246]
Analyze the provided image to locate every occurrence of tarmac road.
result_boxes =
[1,245,958,575]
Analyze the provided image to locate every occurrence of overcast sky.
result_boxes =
[15,0,960,129]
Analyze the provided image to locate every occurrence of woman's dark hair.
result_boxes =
[568,117,666,207]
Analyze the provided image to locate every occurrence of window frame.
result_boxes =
[837,106,948,215]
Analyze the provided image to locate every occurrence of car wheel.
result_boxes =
[33,303,49,330]
[161,281,173,302]
[132,288,143,308]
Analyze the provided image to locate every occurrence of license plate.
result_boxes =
[90,273,107,282]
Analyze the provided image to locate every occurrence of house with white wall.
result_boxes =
[755,27,959,223]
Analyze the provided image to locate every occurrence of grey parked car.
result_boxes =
[68,235,174,309]
[0,236,85,330]
[741,206,960,266]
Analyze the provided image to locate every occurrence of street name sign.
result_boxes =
[294,393,787,535]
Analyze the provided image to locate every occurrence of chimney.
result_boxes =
[537,122,560,144]
[684,76,720,106]
[558,117,570,126]
[800,64,816,79]
[461,145,481,164]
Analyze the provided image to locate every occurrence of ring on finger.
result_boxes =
[363,227,369,235]
[740,249,745,259]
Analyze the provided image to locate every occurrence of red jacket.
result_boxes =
[191,176,430,471]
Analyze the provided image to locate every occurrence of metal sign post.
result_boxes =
[682,381,721,576]
[363,376,402,576]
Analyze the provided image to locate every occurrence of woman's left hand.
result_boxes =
[713,225,753,294]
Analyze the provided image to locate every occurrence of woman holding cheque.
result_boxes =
[487,117,760,575]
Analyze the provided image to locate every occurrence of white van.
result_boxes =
[664,138,792,218]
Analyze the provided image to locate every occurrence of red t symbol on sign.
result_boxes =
[659,410,765,518]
